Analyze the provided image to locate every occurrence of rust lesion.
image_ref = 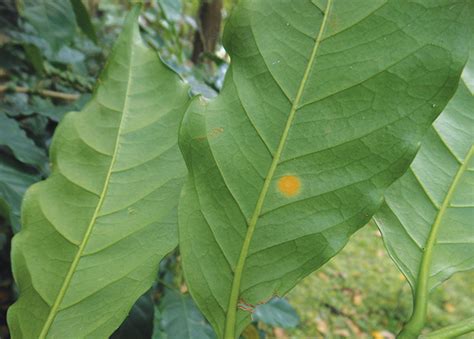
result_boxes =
[277,175,301,197]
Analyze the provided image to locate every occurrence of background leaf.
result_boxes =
[157,0,182,22]
[18,0,77,52]
[178,0,473,337]
[253,298,299,329]
[375,62,473,293]
[35,94,92,122]
[69,0,97,44]
[0,113,48,170]
[112,292,155,339]
[7,6,189,338]
[0,159,38,233]
[154,289,216,339]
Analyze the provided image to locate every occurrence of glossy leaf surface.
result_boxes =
[374,57,473,295]
[178,0,473,337]
[8,7,189,338]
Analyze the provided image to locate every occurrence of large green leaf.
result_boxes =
[7,6,189,338]
[178,0,473,337]
[18,0,77,52]
[374,55,474,336]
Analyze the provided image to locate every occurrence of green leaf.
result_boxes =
[0,113,48,170]
[0,159,39,233]
[18,0,77,52]
[158,0,182,22]
[155,289,216,339]
[23,43,46,74]
[70,0,98,44]
[177,0,473,337]
[374,55,474,337]
[112,292,155,339]
[7,6,189,338]
[35,94,92,122]
[253,298,299,329]
[152,308,167,339]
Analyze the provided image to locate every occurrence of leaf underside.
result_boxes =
[374,58,474,293]
[8,7,189,338]
[178,0,473,337]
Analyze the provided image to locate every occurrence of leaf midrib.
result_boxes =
[222,1,334,337]
[38,39,136,338]
[409,144,474,325]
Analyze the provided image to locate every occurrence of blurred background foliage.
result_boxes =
[0,1,472,338]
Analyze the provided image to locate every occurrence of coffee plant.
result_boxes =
[2,1,473,338]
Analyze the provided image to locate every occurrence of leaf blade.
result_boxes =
[375,69,474,292]
[178,0,473,337]
[374,58,474,335]
[8,6,189,338]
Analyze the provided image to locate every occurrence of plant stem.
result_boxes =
[420,317,474,339]
[0,85,80,101]
[398,146,474,339]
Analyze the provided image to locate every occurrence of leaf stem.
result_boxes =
[0,84,80,101]
[222,1,333,338]
[398,145,474,339]
[419,317,474,339]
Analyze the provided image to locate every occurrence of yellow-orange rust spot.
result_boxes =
[277,175,301,197]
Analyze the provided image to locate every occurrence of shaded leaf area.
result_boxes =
[18,0,77,52]
[0,159,39,233]
[7,7,189,338]
[178,0,473,337]
[158,0,183,22]
[112,292,155,339]
[0,113,47,170]
[153,289,216,339]
[70,0,97,44]
[0,216,15,339]
[253,298,299,329]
